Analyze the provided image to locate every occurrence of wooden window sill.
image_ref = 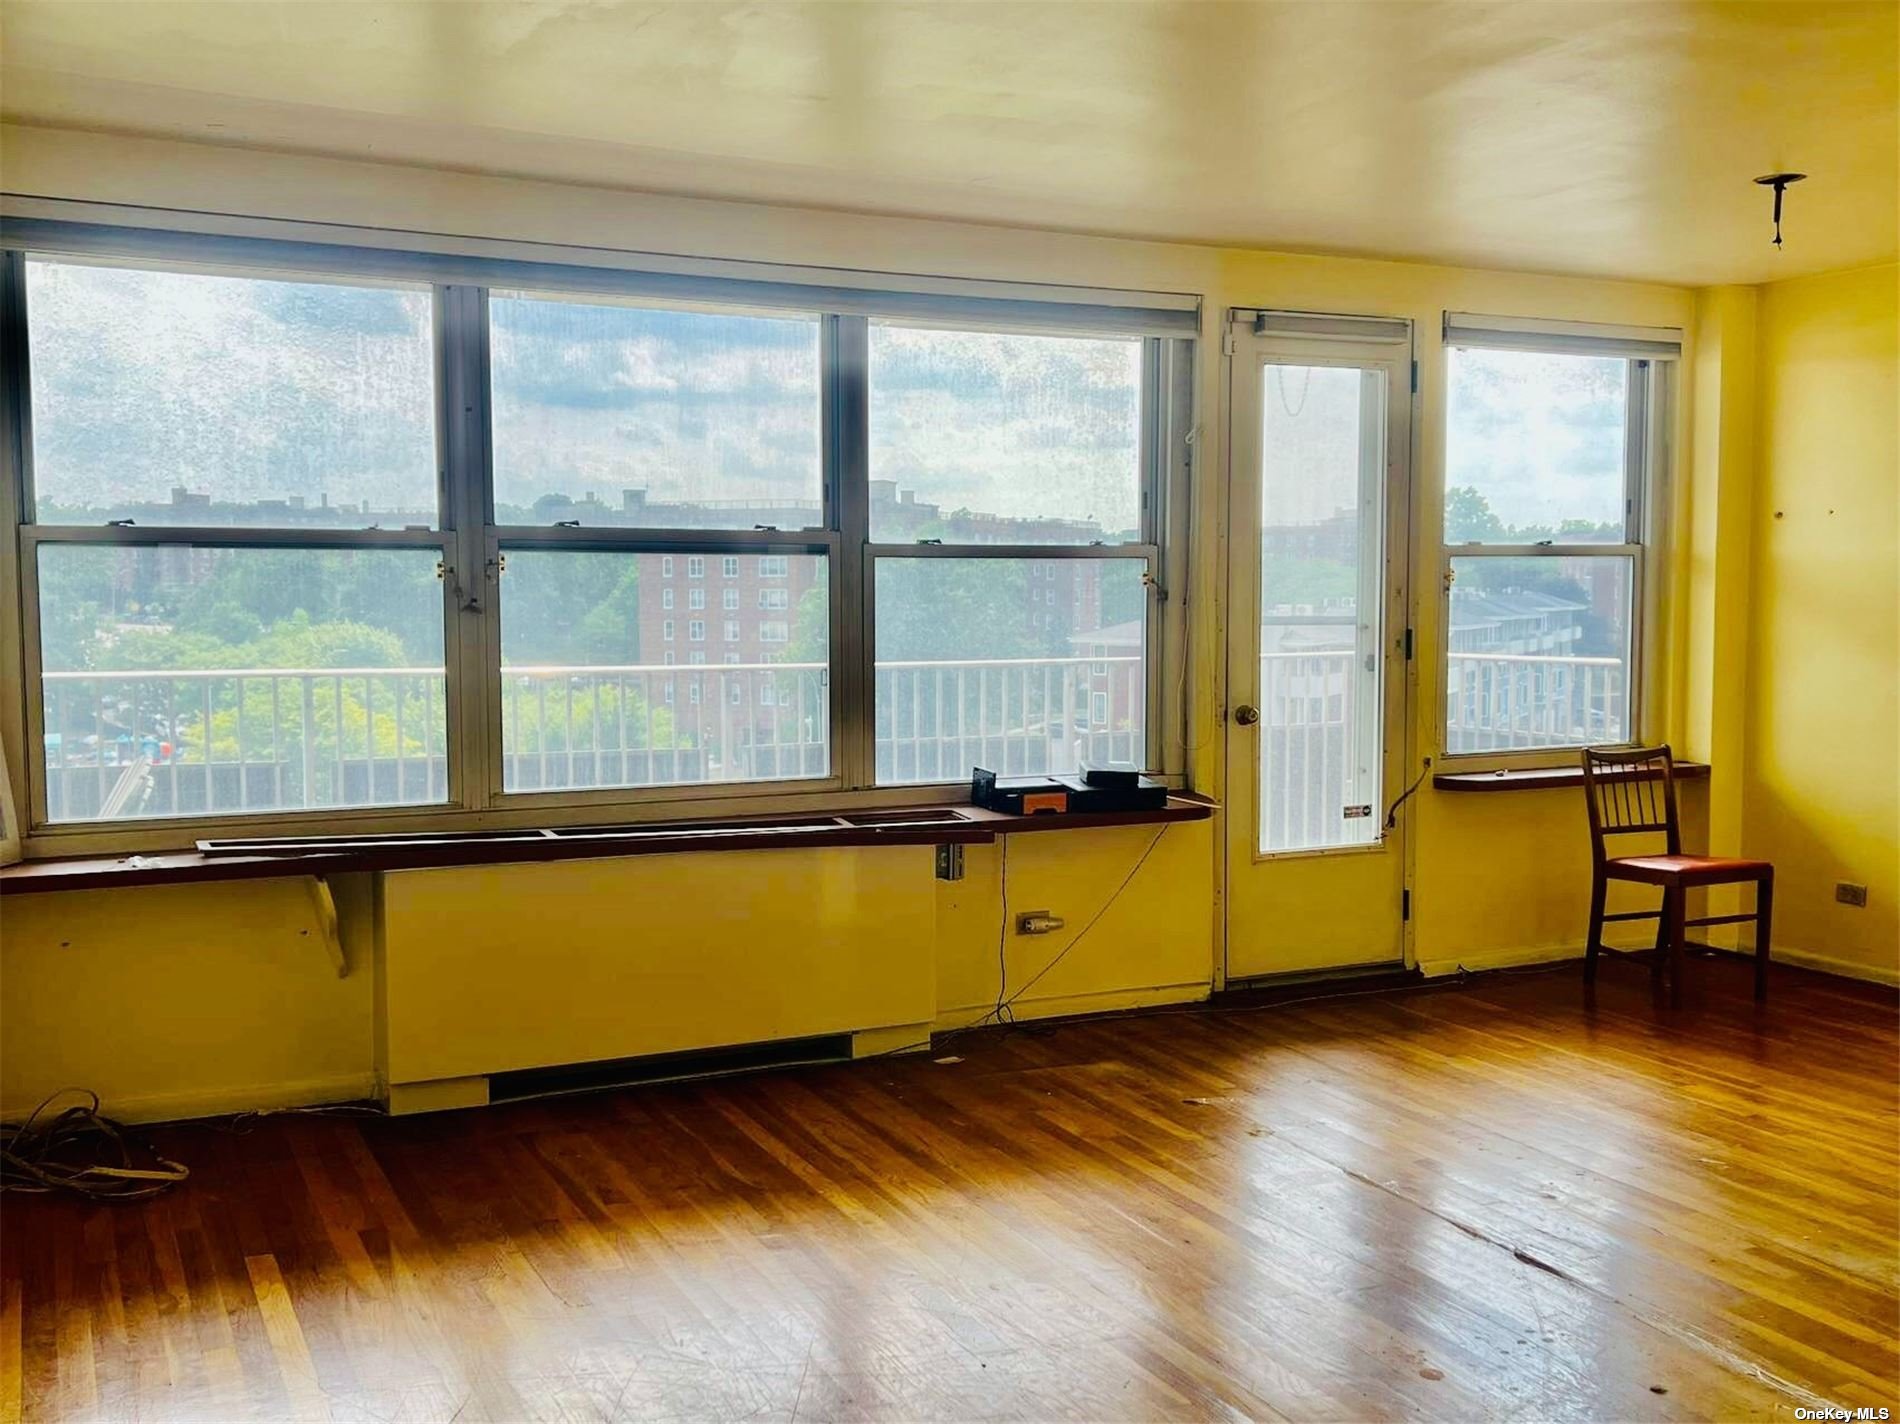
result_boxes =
[1432,762,1710,794]
[0,795,1216,896]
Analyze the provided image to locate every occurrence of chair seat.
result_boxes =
[1606,853,1773,886]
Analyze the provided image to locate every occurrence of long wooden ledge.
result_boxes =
[0,796,1215,896]
[1433,761,1710,794]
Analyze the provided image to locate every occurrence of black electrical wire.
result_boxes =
[998,825,1169,1010]
[991,835,1014,1026]
[1384,756,1432,830]
[0,1089,189,1202]
[866,824,1171,1062]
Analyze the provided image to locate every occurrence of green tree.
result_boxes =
[873,560,1043,662]
[1445,485,1508,543]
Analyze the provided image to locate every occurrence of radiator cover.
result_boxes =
[376,845,937,1094]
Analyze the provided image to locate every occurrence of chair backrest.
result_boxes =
[1579,744,1681,860]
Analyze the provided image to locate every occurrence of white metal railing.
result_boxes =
[42,666,448,823]
[500,661,829,792]
[1254,648,1626,852]
[41,655,1148,821]
[1258,650,1374,853]
[1445,652,1624,753]
[875,655,1143,784]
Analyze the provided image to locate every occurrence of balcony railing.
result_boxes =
[500,661,829,793]
[1258,650,1375,853]
[41,655,1146,822]
[42,666,449,823]
[1445,651,1624,754]
[1257,648,1627,852]
[41,650,1617,824]
[876,656,1142,784]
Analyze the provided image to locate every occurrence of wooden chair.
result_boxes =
[1580,745,1773,1006]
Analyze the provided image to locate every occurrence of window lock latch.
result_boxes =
[553,519,581,528]
[106,518,136,527]
[437,558,494,612]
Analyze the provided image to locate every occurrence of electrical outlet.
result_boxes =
[1835,881,1868,908]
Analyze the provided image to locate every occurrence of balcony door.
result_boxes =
[1224,313,1412,981]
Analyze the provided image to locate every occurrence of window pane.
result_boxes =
[37,545,446,822]
[1258,363,1387,854]
[1445,347,1629,544]
[868,324,1143,543]
[873,557,1146,784]
[489,295,822,529]
[500,550,828,791]
[26,259,437,527]
[1445,556,1631,753]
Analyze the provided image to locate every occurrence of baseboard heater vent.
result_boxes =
[487,1033,856,1105]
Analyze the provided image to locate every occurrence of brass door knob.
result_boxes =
[1234,704,1261,726]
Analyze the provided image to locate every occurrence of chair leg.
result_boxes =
[1667,885,1688,1009]
[1650,888,1670,998]
[1755,870,1774,1003]
[1584,873,1607,985]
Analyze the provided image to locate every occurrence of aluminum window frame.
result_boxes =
[1,224,1196,849]
[9,252,473,838]
[1437,324,1674,765]
[859,316,1173,788]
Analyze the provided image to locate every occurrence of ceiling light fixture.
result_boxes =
[1754,172,1807,249]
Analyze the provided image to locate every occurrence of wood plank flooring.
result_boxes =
[3,955,1896,1422]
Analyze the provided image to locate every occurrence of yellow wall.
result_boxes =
[935,823,1212,1025]
[0,123,1744,1123]
[0,877,377,1120]
[1744,264,1899,979]
[1682,288,1759,842]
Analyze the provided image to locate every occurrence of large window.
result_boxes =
[867,326,1155,785]
[3,238,1189,836]
[18,255,449,824]
[1440,317,1674,756]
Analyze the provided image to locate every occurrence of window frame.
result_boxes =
[0,227,1195,851]
[1436,320,1675,766]
[858,317,1177,788]
[6,250,470,836]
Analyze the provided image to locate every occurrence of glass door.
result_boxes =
[1225,316,1412,980]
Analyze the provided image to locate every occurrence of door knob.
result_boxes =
[1234,704,1260,726]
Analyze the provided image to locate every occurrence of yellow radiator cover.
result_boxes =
[377,844,938,1089]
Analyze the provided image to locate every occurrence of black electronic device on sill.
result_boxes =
[972,767,1168,815]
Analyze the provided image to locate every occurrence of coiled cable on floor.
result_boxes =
[0,1089,189,1202]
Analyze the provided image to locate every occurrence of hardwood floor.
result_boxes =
[4,955,1896,1422]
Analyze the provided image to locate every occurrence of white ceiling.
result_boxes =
[2,0,1894,286]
